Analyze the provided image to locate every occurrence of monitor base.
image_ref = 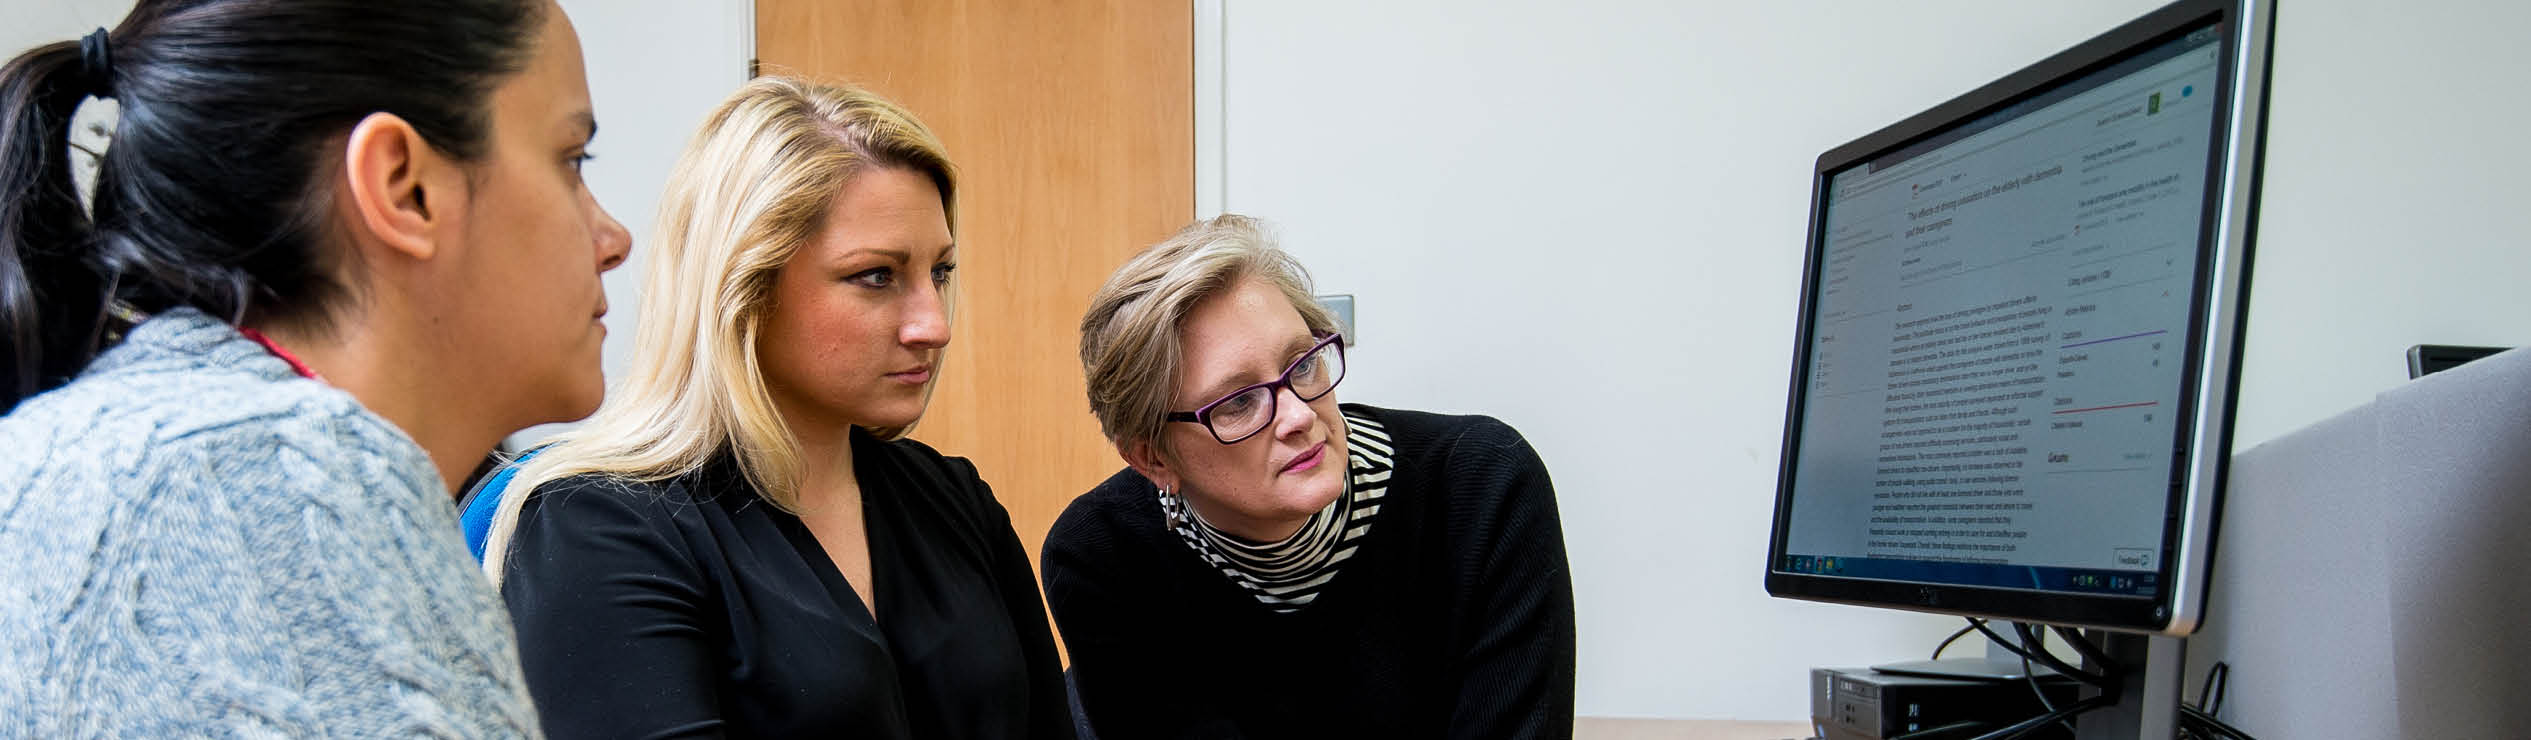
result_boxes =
[1869,657,2056,683]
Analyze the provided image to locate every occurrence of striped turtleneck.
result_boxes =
[1159,408,1394,613]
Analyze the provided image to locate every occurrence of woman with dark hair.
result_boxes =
[0,0,629,734]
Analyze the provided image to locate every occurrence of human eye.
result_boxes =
[931,262,957,285]
[1291,355,1323,382]
[847,267,895,289]
[1213,388,1264,417]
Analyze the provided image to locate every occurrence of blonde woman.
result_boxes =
[468,78,1068,739]
[1049,215,1576,738]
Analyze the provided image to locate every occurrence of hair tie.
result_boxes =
[78,28,115,98]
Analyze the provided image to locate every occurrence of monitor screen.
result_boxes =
[1769,0,2270,634]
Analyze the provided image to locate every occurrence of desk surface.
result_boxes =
[1575,718,1814,740]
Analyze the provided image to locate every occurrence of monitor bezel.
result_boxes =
[1766,0,2272,635]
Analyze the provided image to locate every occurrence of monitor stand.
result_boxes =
[1869,621,2059,682]
[1869,657,2055,682]
[2070,631,2183,740]
[1868,625,2184,738]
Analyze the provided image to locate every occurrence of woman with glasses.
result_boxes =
[1050,214,1577,739]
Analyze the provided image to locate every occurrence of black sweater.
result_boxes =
[500,430,1071,740]
[1042,404,1577,739]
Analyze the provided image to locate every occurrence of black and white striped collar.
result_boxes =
[1161,407,1395,613]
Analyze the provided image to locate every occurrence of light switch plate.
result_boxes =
[1317,294,1356,346]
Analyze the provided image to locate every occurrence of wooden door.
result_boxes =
[755,1,1193,584]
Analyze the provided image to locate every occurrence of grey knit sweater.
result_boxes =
[0,308,540,737]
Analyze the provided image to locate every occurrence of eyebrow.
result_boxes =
[1190,374,1255,407]
[1189,334,1319,403]
[842,242,957,264]
[572,111,598,142]
[843,247,912,264]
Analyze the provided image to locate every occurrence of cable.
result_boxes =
[2179,705,2258,740]
[2181,705,2256,739]
[2196,661,2230,716]
[2010,621,2115,692]
[1929,625,2247,740]
[2180,661,2246,740]
[2016,627,2075,737]
[1967,620,2111,686]
[2048,625,2123,677]
[1932,617,1987,660]
[1964,694,2116,740]
[1891,719,1992,739]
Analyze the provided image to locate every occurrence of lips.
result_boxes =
[1280,442,1326,474]
[887,365,933,384]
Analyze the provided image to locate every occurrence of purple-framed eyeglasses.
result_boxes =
[1165,333,1347,444]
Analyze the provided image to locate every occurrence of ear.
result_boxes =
[341,112,455,262]
[1119,438,1179,493]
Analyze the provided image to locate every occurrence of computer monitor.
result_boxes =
[1769,0,2273,636]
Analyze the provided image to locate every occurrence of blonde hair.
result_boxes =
[481,77,955,586]
[1079,214,1340,458]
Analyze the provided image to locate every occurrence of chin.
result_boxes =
[860,403,928,432]
[530,389,603,427]
[539,364,608,423]
[1278,468,1348,515]
[561,390,605,422]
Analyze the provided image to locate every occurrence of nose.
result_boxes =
[591,190,632,273]
[1270,383,1317,441]
[900,277,950,350]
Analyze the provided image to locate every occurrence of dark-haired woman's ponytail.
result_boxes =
[0,38,113,413]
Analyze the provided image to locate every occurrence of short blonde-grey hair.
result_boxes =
[1080,214,1341,454]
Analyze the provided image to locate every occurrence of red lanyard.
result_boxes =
[237,327,322,381]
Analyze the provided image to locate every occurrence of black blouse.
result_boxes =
[500,430,1070,739]
[1043,404,1577,739]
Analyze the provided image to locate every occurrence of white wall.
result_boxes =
[0,1,132,55]
[2231,0,2531,448]
[523,0,752,444]
[5,0,135,193]
[556,0,752,386]
[1210,0,2531,721]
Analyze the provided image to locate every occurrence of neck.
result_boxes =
[255,317,502,498]
[784,408,861,511]
[1182,494,1313,543]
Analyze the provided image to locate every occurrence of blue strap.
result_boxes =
[459,447,544,563]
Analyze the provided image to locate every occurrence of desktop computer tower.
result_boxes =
[1811,667,2078,740]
